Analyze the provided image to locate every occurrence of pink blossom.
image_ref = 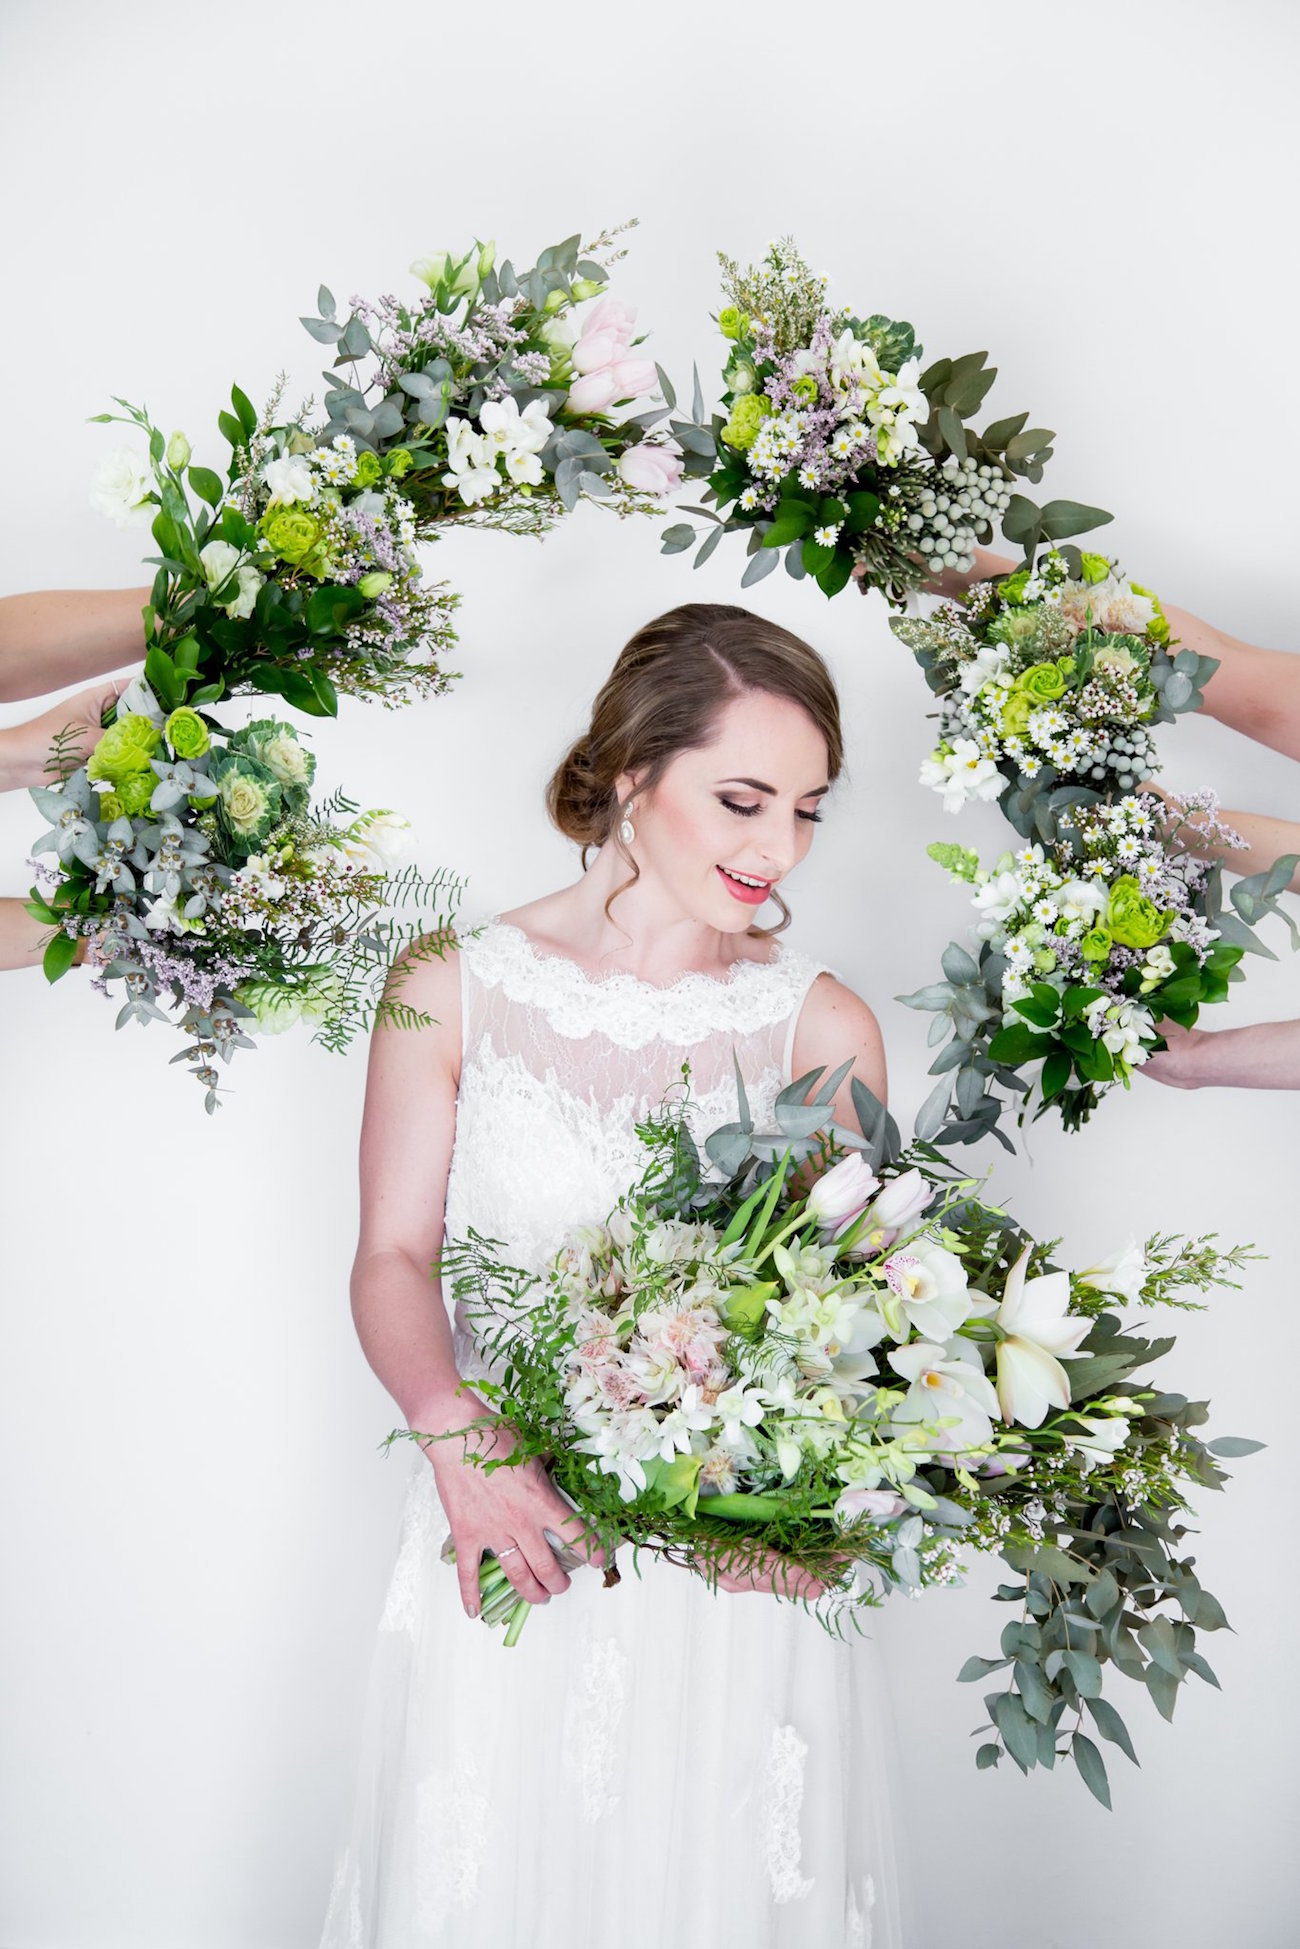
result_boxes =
[617,443,684,494]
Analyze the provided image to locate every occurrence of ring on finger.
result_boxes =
[496,1544,520,1560]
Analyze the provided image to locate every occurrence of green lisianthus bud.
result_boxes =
[543,288,568,313]
[477,238,496,278]
[357,570,393,600]
[1079,552,1111,585]
[724,359,758,396]
[86,714,162,785]
[570,277,603,302]
[166,430,192,470]
[411,251,450,290]
[1079,926,1113,964]
[352,450,383,489]
[386,449,414,480]
[1032,948,1058,973]
[164,706,211,760]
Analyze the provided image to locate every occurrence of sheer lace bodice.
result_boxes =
[440,913,838,1375]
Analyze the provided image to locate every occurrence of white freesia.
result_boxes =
[920,739,1003,814]
[90,447,154,528]
[972,867,1025,936]
[1084,994,1155,1068]
[198,540,263,620]
[262,453,316,505]
[889,1339,999,1452]
[878,1236,973,1341]
[142,888,205,936]
[1063,1413,1132,1473]
[959,643,1013,695]
[478,395,552,458]
[442,417,501,505]
[1075,1238,1148,1305]
[1053,878,1108,924]
[991,1244,1090,1427]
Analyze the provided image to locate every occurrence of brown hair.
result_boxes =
[545,601,844,940]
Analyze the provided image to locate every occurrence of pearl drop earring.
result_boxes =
[618,800,636,845]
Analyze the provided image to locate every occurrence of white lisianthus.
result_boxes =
[991,1244,1090,1428]
[114,675,166,725]
[342,809,415,874]
[920,739,1003,814]
[198,539,263,620]
[1075,1238,1147,1305]
[90,447,154,528]
[262,453,317,505]
[1063,1412,1132,1473]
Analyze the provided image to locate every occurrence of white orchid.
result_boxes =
[1075,1239,1148,1305]
[889,1339,1000,1453]
[878,1236,973,1341]
[650,1385,716,1462]
[991,1244,1091,1427]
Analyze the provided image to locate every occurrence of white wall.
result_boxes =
[0,1,1296,1942]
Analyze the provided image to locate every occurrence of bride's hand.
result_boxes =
[419,1391,607,1616]
[695,1542,831,1603]
[0,678,126,792]
[850,544,1017,602]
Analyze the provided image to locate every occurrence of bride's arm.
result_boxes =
[788,972,889,1129]
[0,588,151,703]
[351,937,604,1614]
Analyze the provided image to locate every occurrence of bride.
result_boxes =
[320,600,910,1947]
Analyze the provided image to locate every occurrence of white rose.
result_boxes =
[90,447,154,529]
[198,540,263,620]
[262,454,316,505]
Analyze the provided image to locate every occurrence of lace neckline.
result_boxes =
[462,914,824,1050]
[485,914,784,994]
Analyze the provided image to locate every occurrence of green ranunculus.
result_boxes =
[1106,874,1173,950]
[1032,948,1058,973]
[233,979,303,1035]
[352,450,383,489]
[791,375,819,406]
[113,772,158,818]
[99,791,125,821]
[999,690,1035,738]
[1014,660,1070,705]
[1079,552,1112,585]
[260,505,324,568]
[718,306,747,340]
[1079,926,1113,964]
[86,714,162,785]
[721,392,772,452]
[164,706,211,760]
[998,568,1032,605]
[387,449,414,480]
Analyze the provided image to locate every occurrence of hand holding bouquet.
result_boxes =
[398,1058,1259,1804]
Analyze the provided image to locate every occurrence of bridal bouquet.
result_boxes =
[659,236,1109,603]
[891,547,1219,842]
[901,813,1299,1143]
[89,222,682,721]
[25,681,463,1111]
[403,1062,1258,1804]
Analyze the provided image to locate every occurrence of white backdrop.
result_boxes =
[1,2,1297,1943]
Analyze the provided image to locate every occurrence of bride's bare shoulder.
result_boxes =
[790,964,887,1101]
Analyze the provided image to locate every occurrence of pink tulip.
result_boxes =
[570,329,625,375]
[566,370,620,415]
[835,1487,910,1524]
[617,443,684,494]
[607,357,658,401]
[579,297,638,343]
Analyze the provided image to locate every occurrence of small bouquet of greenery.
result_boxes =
[899,797,1299,1141]
[658,236,1109,603]
[399,1059,1259,1804]
[25,683,462,1110]
[88,221,682,724]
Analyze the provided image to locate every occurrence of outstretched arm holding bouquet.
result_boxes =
[0,587,150,703]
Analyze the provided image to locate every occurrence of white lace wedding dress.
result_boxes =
[319,914,908,1948]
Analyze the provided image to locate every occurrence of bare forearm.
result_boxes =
[1158,603,1300,761]
[1149,1019,1300,1090]
[0,588,152,703]
[350,1245,471,1437]
[0,897,48,972]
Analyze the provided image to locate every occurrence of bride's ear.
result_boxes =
[612,766,647,809]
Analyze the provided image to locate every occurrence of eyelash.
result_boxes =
[720,797,822,824]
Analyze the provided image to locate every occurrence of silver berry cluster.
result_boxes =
[1085,724,1160,792]
[907,455,1014,574]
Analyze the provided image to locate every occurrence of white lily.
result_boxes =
[993,1244,1091,1427]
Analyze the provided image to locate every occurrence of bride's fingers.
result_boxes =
[520,1525,571,1598]
[544,1502,607,1571]
[494,1538,553,1606]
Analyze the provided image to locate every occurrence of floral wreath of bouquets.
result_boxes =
[890,545,1221,843]
[393,1058,1260,1806]
[25,681,464,1112]
[899,795,1300,1143]
[88,221,683,726]
[657,236,1110,604]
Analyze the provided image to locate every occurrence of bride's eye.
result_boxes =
[719,797,822,824]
